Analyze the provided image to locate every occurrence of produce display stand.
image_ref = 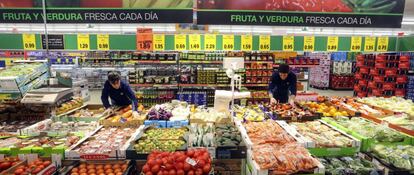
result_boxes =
[0,157,58,175]
[52,104,107,122]
[322,117,413,152]
[56,159,136,175]
[360,153,412,175]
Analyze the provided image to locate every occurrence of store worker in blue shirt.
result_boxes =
[101,71,140,118]
[268,64,297,104]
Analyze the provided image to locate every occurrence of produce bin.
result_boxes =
[362,153,412,175]
[56,160,136,175]
[143,120,167,128]
[0,156,57,175]
[53,104,107,122]
[166,120,189,128]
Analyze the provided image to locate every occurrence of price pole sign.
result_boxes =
[350,36,362,52]
[189,34,201,51]
[241,35,253,51]
[136,28,153,51]
[22,34,36,50]
[204,34,216,51]
[303,36,315,52]
[282,36,294,51]
[222,35,234,51]
[377,36,389,52]
[77,34,90,50]
[327,36,339,52]
[175,34,187,51]
[364,37,376,52]
[97,34,109,51]
[259,35,271,51]
[153,34,165,51]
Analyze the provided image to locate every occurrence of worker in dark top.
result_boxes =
[101,71,139,118]
[268,64,297,104]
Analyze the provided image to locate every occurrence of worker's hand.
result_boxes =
[132,111,140,119]
[289,95,296,105]
[270,98,278,104]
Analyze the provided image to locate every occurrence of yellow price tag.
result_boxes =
[222,35,234,51]
[282,36,294,51]
[153,34,165,51]
[97,34,109,51]
[175,34,187,51]
[259,35,271,51]
[364,36,376,52]
[350,36,362,52]
[22,34,36,50]
[77,34,90,50]
[377,36,389,52]
[189,34,201,51]
[241,35,253,51]
[204,34,216,51]
[327,36,339,52]
[303,36,315,52]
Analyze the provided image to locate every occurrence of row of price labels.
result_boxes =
[20,34,390,52]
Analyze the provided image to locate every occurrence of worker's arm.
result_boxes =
[101,82,111,109]
[268,72,278,104]
[124,83,139,112]
[289,74,297,96]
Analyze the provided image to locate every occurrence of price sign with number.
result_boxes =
[77,34,90,50]
[377,36,389,52]
[222,35,234,51]
[303,36,315,52]
[204,34,216,51]
[97,34,109,50]
[241,35,253,51]
[327,36,339,52]
[189,34,201,51]
[259,35,271,51]
[153,34,165,51]
[350,36,362,52]
[282,36,294,51]
[175,34,187,51]
[364,37,376,52]
[22,34,36,50]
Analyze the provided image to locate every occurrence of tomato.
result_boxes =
[32,167,42,174]
[164,164,173,171]
[162,158,168,165]
[187,170,195,175]
[183,163,191,172]
[156,159,163,165]
[176,170,184,175]
[202,165,211,174]
[148,160,157,167]
[186,150,195,158]
[14,168,24,175]
[145,172,153,175]
[196,160,206,168]
[195,169,203,175]
[168,169,176,175]
[176,155,186,163]
[175,162,183,170]
[43,161,51,167]
[143,164,150,173]
[151,165,160,174]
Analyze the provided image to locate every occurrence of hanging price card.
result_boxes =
[189,34,201,51]
[175,34,187,51]
[364,37,376,52]
[303,36,315,52]
[377,36,389,52]
[153,34,165,51]
[204,34,216,51]
[327,36,339,52]
[22,34,36,50]
[282,36,294,51]
[136,28,153,51]
[259,35,271,51]
[77,34,90,50]
[97,34,109,50]
[241,35,253,51]
[350,36,362,52]
[222,35,234,51]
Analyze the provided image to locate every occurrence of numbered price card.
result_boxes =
[22,34,36,50]
[303,36,314,52]
[327,36,339,52]
[175,34,187,51]
[189,34,201,51]
[153,34,165,51]
[282,36,294,51]
[377,36,389,52]
[97,34,109,50]
[77,34,90,50]
[241,35,253,51]
[204,34,216,51]
[364,37,376,52]
[222,35,234,51]
[350,36,362,52]
[259,35,271,51]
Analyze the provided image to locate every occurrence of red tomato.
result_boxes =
[145,172,153,175]
[43,161,51,167]
[175,162,183,170]
[202,165,211,174]
[161,158,168,165]
[183,163,191,172]
[164,164,173,171]
[176,170,184,175]
[156,159,163,165]
[195,169,203,175]
[168,169,176,175]
[148,160,157,167]
[187,170,195,175]
[186,150,195,158]
[151,165,160,174]
[142,164,150,173]
[197,160,206,168]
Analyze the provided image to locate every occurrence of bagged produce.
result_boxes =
[372,144,414,171]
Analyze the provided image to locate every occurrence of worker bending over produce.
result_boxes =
[268,64,297,104]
